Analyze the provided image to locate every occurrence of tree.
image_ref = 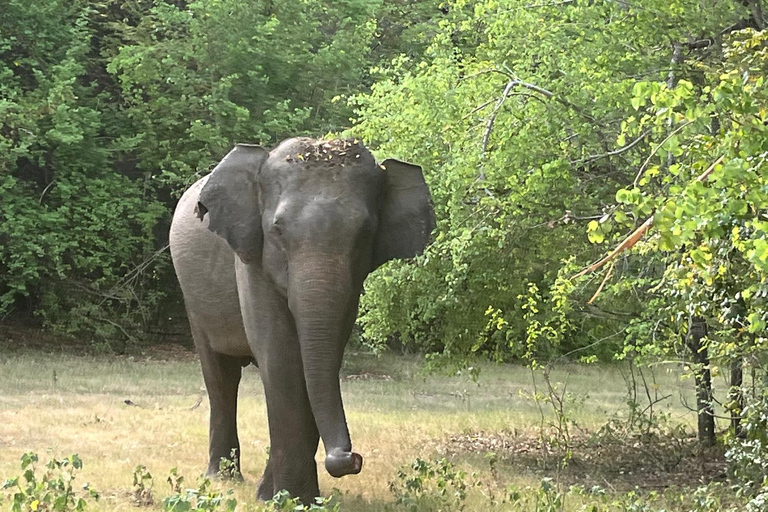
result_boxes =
[0,0,167,341]
[0,0,403,344]
[352,0,742,366]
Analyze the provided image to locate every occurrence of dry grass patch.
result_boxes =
[0,346,730,511]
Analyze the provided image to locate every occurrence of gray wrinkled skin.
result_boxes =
[169,138,434,503]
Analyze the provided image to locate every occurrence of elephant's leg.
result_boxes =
[255,343,321,503]
[256,457,274,500]
[197,339,244,477]
[236,265,322,503]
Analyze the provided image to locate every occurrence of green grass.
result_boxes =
[0,348,734,511]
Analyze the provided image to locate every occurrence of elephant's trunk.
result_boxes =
[287,254,363,478]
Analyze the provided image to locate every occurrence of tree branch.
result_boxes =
[632,121,692,187]
[746,0,766,30]
[572,154,724,281]
[571,129,651,166]
[480,71,601,159]
[523,0,575,8]
[481,80,516,158]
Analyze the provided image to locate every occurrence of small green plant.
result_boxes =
[268,490,340,511]
[1,452,99,512]
[162,469,236,512]
[390,457,472,511]
[131,465,154,507]
[166,467,185,495]
[533,478,564,512]
[217,449,241,480]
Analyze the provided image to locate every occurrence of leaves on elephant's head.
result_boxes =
[286,138,374,170]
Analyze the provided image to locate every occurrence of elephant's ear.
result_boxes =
[196,144,268,264]
[372,159,435,270]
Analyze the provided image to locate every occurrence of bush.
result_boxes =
[0,453,99,512]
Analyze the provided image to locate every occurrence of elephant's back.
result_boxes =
[170,177,251,357]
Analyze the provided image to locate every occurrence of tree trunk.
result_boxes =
[686,316,716,447]
[729,356,744,437]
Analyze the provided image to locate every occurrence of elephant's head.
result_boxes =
[195,137,434,478]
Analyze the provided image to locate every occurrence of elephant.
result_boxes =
[168,137,434,503]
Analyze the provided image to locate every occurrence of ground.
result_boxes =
[0,330,737,511]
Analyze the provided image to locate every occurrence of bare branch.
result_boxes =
[462,98,495,120]
[572,129,651,166]
[588,260,615,304]
[39,180,56,205]
[632,121,692,186]
[99,243,171,306]
[481,80,516,158]
[523,0,574,8]
[481,75,593,155]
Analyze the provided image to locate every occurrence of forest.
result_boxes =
[2,0,768,510]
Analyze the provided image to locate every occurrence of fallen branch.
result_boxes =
[573,216,653,279]
[588,260,616,303]
[572,154,724,281]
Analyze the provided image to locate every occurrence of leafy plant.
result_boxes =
[162,470,236,512]
[268,490,340,511]
[131,465,154,507]
[217,449,241,481]
[390,457,473,511]
[353,0,742,365]
[0,453,99,512]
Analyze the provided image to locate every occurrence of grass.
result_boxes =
[0,346,735,511]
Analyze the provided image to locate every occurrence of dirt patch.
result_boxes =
[437,428,728,492]
[342,371,393,382]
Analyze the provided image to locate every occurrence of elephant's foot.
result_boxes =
[325,449,363,478]
[256,463,274,501]
[256,457,320,505]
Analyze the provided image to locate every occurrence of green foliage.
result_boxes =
[0,0,170,340]
[726,390,768,507]
[600,28,768,363]
[353,0,742,365]
[389,457,744,511]
[216,449,240,480]
[390,457,472,511]
[162,469,236,512]
[4,2,768,506]
[131,464,154,507]
[574,22,768,511]
[1,0,411,339]
[1,453,99,512]
[268,490,340,511]
[107,0,385,192]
